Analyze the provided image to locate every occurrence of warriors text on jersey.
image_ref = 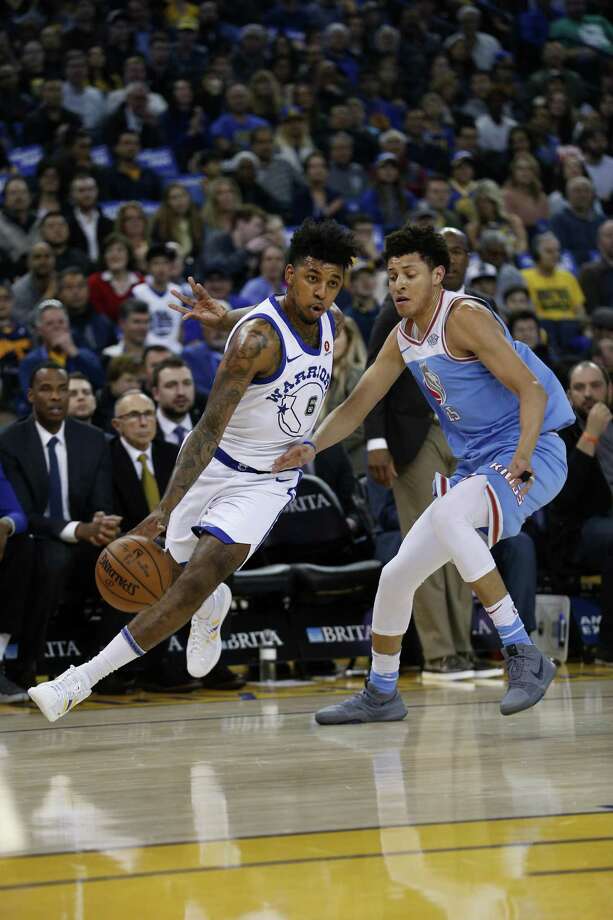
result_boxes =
[217,295,335,470]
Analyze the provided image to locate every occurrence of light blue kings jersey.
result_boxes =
[396,289,575,462]
[217,295,335,470]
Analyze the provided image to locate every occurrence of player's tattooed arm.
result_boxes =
[330,304,345,341]
[132,320,280,536]
[169,276,254,331]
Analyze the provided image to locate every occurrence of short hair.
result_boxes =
[146,243,173,262]
[383,224,450,272]
[68,371,90,384]
[101,232,136,269]
[29,361,66,388]
[35,299,67,324]
[152,356,191,389]
[503,285,530,302]
[232,204,267,228]
[119,297,149,321]
[106,355,142,384]
[533,231,560,259]
[287,218,357,271]
[40,210,68,228]
[508,310,539,333]
[58,266,87,283]
[568,360,610,388]
[143,344,172,363]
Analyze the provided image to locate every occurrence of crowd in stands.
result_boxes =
[1,0,613,700]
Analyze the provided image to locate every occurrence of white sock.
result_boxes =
[370,649,401,694]
[78,628,144,689]
[485,595,517,627]
[0,633,10,662]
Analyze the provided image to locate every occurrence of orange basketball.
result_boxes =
[96,535,174,613]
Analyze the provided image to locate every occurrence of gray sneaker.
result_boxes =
[500,643,556,715]
[315,681,407,725]
[0,667,28,703]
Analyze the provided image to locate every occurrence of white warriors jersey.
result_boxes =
[217,295,335,470]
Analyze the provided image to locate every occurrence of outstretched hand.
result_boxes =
[271,442,315,473]
[169,276,230,326]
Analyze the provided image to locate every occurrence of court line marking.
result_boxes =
[3,810,611,862]
[2,834,612,892]
[528,866,613,877]
[4,690,613,734]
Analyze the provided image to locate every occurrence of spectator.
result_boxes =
[251,125,303,219]
[57,129,108,196]
[94,354,144,431]
[548,361,613,665]
[202,176,242,235]
[103,298,150,362]
[502,154,550,232]
[32,161,65,221]
[594,338,613,377]
[114,201,150,273]
[132,244,182,352]
[105,80,165,148]
[590,308,613,349]
[142,344,173,395]
[106,59,168,117]
[345,261,381,347]
[423,175,462,231]
[0,460,33,703]
[0,64,34,144]
[448,151,478,222]
[161,79,208,171]
[151,357,197,446]
[358,153,415,233]
[62,50,106,131]
[508,310,561,374]
[67,175,114,266]
[522,232,586,321]
[105,131,162,203]
[58,267,117,354]
[224,151,282,215]
[203,204,269,287]
[67,372,97,424]
[448,5,502,71]
[403,107,450,175]
[110,390,178,532]
[0,363,120,686]
[579,220,613,313]
[550,176,605,267]
[477,229,525,305]
[0,282,31,418]
[173,17,209,80]
[248,69,283,125]
[476,88,517,153]
[210,83,268,155]
[466,179,528,256]
[39,212,91,275]
[465,261,498,302]
[197,264,250,311]
[503,285,534,315]
[581,128,613,210]
[319,315,367,474]
[240,245,286,304]
[0,177,40,275]
[19,300,104,413]
[274,107,316,176]
[11,243,58,328]
[88,233,144,324]
[22,77,82,147]
[327,131,369,204]
[550,2,613,59]
[290,151,346,225]
[151,183,204,262]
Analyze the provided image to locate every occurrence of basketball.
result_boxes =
[95,535,174,613]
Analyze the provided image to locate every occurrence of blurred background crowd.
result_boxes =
[1,0,613,702]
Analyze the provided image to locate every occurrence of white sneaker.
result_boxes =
[187,583,233,678]
[28,666,92,722]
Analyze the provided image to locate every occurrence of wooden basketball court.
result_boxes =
[1,664,612,919]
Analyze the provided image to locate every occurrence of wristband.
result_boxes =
[582,433,599,445]
[302,439,316,452]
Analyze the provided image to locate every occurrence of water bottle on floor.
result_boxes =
[259,632,277,684]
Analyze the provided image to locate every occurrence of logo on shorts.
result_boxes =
[489,462,525,505]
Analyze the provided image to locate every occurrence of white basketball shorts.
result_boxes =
[165,456,301,565]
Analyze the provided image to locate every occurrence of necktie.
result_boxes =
[47,436,64,520]
[173,425,187,446]
[137,453,160,512]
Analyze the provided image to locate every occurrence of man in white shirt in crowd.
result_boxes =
[62,50,106,131]
[103,298,150,362]
[151,357,196,447]
[132,245,182,352]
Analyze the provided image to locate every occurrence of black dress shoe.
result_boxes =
[200,663,246,690]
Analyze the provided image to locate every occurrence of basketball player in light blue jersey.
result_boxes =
[29,219,358,722]
[274,225,575,722]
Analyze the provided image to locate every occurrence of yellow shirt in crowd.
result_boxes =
[520,267,585,321]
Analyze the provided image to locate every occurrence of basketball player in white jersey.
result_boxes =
[29,219,358,721]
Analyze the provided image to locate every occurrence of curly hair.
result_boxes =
[287,218,358,271]
[383,224,450,272]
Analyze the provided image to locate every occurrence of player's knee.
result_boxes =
[431,475,488,537]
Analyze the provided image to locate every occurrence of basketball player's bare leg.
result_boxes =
[316,476,555,724]
[28,535,248,721]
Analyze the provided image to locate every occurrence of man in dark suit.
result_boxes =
[365,227,488,681]
[0,460,34,702]
[0,363,121,685]
[67,175,114,265]
[110,390,178,532]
